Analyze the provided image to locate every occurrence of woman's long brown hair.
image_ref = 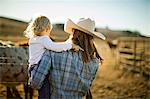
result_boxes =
[72,29,103,63]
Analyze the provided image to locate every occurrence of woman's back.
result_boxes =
[47,50,99,98]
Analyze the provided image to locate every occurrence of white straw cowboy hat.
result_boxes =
[64,18,106,56]
[64,18,106,40]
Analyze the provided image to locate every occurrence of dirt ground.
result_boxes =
[0,62,150,99]
[91,62,150,99]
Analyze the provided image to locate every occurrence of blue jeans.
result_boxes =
[38,77,51,99]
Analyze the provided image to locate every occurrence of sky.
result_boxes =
[0,0,150,36]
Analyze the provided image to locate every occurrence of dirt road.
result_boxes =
[91,62,150,99]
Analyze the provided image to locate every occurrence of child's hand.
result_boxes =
[68,34,73,40]
[72,44,84,51]
[65,34,73,43]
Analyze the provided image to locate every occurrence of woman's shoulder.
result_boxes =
[91,56,100,64]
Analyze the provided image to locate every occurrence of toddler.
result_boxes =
[24,15,82,85]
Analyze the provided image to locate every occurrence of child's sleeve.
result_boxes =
[41,36,72,52]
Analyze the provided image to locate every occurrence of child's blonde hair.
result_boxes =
[24,15,52,38]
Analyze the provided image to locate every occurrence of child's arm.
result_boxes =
[41,36,72,52]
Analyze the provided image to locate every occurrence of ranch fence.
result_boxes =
[117,37,150,76]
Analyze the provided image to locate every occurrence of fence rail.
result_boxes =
[0,46,28,84]
[117,37,150,76]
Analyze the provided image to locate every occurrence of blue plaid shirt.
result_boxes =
[30,50,99,98]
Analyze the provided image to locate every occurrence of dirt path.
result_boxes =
[91,62,150,99]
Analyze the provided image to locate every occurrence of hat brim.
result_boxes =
[64,19,106,40]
